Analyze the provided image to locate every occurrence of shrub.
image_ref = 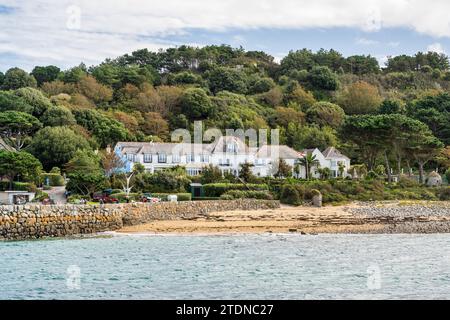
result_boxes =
[41,173,65,186]
[34,191,49,202]
[398,175,420,188]
[113,192,140,202]
[67,194,90,204]
[203,183,269,197]
[437,187,450,200]
[280,185,301,205]
[445,169,450,184]
[110,189,123,194]
[151,193,192,201]
[13,182,30,191]
[221,190,273,200]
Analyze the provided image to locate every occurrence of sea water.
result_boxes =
[1,233,450,299]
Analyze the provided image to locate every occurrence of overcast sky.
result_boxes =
[2,0,450,71]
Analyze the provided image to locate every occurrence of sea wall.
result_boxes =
[0,199,280,240]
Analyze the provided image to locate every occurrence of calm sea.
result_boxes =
[1,233,450,299]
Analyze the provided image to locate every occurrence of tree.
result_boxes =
[28,126,91,169]
[0,91,34,114]
[200,165,223,184]
[0,151,42,189]
[238,162,256,183]
[206,67,248,94]
[286,86,316,110]
[407,93,450,145]
[337,81,382,114]
[248,77,275,94]
[31,66,61,86]
[40,105,76,126]
[14,87,53,116]
[344,55,379,75]
[180,88,214,120]
[271,107,305,128]
[141,112,169,138]
[76,75,113,104]
[287,124,337,151]
[306,102,345,128]
[378,99,403,114]
[65,150,107,196]
[306,66,339,91]
[406,129,444,183]
[2,68,36,90]
[73,109,129,147]
[318,167,331,179]
[298,153,319,180]
[100,148,125,176]
[274,159,293,178]
[0,111,42,150]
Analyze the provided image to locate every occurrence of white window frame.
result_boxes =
[158,153,167,163]
[143,154,152,163]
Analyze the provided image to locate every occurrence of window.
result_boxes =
[219,159,231,166]
[127,154,136,162]
[187,154,194,162]
[255,159,266,166]
[158,153,167,163]
[201,154,209,163]
[143,154,152,163]
[172,154,180,163]
[187,168,201,176]
[226,143,237,153]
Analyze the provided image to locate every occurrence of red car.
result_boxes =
[93,191,119,204]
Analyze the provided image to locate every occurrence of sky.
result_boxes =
[2,0,450,72]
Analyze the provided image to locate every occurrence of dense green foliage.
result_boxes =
[0,45,449,196]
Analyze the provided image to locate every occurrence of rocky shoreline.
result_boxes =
[347,202,450,233]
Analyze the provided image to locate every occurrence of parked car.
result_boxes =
[93,190,119,204]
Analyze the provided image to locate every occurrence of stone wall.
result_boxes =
[0,199,280,240]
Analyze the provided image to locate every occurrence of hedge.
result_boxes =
[0,181,34,191]
[203,183,269,197]
[221,190,273,200]
[151,193,192,201]
[41,173,65,186]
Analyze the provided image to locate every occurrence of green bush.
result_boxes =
[280,185,301,205]
[203,183,269,197]
[437,187,450,200]
[110,189,122,194]
[151,193,192,201]
[41,173,65,186]
[113,192,140,202]
[445,169,450,184]
[67,194,90,204]
[221,190,273,200]
[398,175,420,188]
[33,191,49,202]
[13,182,30,191]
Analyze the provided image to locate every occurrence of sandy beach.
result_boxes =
[117,201,450,234]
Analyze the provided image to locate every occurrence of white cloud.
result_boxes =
[356,38,379,46]
[427,42,446,54]
[3,0,450,69]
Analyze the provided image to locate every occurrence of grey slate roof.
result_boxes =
[322,147,350,160]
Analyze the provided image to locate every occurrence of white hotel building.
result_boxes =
[114,136,350,178]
